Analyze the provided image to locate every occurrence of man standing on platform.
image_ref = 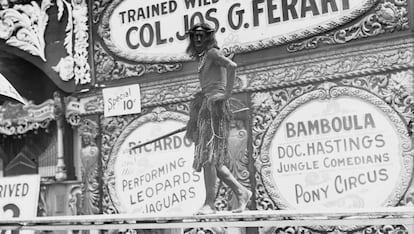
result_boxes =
[185,23,252,215]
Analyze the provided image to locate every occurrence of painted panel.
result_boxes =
[99,0,379,62]
[106,110,205,214]
[258,85,413,210]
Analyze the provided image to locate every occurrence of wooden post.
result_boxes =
[54,91,67,181]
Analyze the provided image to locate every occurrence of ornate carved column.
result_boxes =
[54,91,67,181]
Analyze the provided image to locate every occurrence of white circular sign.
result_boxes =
[260,87,413,210]
[271,97,401,209]
[111,116,205,215]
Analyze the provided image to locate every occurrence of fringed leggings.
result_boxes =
[186,92,232,172]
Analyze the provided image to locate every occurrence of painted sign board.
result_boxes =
[0,175,40,219]
[102,84,141,117]
[107,110,205,214]
[99,0,378,62]
[259,86,413,210]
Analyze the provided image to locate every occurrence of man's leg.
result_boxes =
[196,163,217,214]
[216,165,252,213]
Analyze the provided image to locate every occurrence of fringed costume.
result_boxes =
[186,91,232,172]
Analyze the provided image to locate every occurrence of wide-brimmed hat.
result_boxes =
[186,23,215,35]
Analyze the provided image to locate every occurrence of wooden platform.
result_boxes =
[0,207,413,231]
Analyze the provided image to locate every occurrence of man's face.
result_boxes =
[193,30,207,49]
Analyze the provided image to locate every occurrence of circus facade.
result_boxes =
[0,0,413,233]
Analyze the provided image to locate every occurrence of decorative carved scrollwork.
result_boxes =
[216,119,252,211]
[68,184,82,215]
[37,184,48,216]
[287,0,409,52]
[52,0,91,84]
[261,225,410,234]
[94,42,182,82]
[78,118,101,214]
[245,44,413,92]
[0,0,52,61]
[100,113,138,214]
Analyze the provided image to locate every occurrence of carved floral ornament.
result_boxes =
[0,99,56,135]
[0,0,91,84]
[287,0,409,52]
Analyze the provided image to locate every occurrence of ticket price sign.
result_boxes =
[103,84,141,117]
[0,175,40,234]
[107,111,205,215]
[260,87,413,210]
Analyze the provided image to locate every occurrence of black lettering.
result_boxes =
[281,0,298,20]
[21,183,29,197]
[189,186,196,198]
[126,26,140,49]
[154,140,163,151]
[119,11,127,24]
[342,0,350,10]
[190,11,205,26]
[137,8,145,20]
[173,135,182,148]
[379,168,389,181]
[321,0,338,13]
[140,23,154,47]
[267,0,280,23]
[286,122,296,138]
[161,1,168,14]
[206,8,219,30]
[163,137,172,150]
[128,9,136,22]
[155,21,167,45]
[169,0,178,13]
[176,15,190,40]
[374,134,385,148]
[184,0,196,9]
[252,0,265,27]
[130,195,136,205]
[228,3,244,30]
[301,0,319,17]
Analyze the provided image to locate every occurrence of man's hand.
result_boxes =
[207,93,227,111]
[226,53,235,60]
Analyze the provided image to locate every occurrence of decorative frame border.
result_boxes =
[287,0,409,52]
[104,108,189,213]
[75,37,413,117]
[97,0,379,63]
[257,84,413,211]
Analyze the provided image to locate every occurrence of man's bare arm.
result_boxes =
[208,49,237,97]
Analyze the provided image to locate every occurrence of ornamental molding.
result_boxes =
[94,42,182,83]
[261,225,411,234]
[237,38,413,91]
[68,184,82,215]
[78,117,101,215]
[0,0,91,84]
[287,0,409,52]
[0,0,52,61]
[52,0,91,85]
[0,99,55,135]
[76,37,413,116]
